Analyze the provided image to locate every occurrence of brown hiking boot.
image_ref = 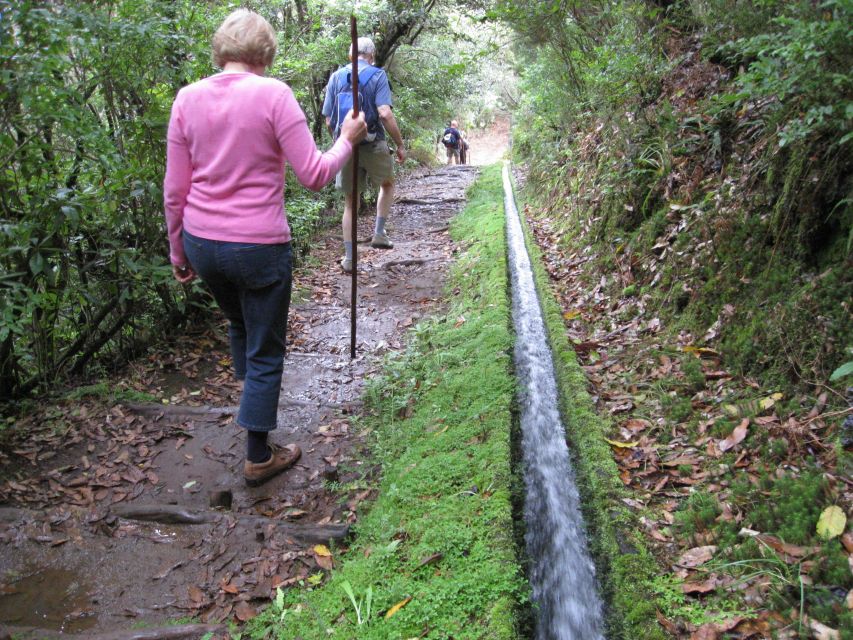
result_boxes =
[243,443,301,487]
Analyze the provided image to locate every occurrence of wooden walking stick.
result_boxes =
[349,15,359,360]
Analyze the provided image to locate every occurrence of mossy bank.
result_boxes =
[245,165,526,639]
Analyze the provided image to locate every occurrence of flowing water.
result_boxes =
[503,164,605,640]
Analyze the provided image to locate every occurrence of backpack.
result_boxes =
[442,127,459,148]
[333,64,382,142]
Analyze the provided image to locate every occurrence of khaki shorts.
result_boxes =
[336,140,394,192]
[446,145,460,161]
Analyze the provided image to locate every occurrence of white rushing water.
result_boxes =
[502,164,605,640]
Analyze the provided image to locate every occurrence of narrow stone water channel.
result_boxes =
[503,164,606,640]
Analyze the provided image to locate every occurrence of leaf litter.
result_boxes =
[523,91,852,636]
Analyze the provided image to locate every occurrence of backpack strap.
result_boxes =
[344,64,382,91]
[333,65,384,140]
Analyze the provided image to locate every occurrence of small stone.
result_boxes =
[322,466,339,483]
[839,414,853,449]
[209,489,233,511]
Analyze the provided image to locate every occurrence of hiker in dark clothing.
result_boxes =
[459,128,470,164]
[441,120,462,165]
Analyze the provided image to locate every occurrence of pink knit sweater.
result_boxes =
[164,72,352,266]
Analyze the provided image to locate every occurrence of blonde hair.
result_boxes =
[212,9,277,69]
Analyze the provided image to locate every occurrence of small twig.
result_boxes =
[0,623,227,640]
[803,407,852,426]
[427,225,449,233]
[286,351,332,358]
[110,503,351,543]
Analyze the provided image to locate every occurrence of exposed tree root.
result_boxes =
[0,623,227,640]
[381,258,437,269]
[109,503,350,543]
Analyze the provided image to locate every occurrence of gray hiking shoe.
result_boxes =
[370,232,394,249]
[341,256,353,273]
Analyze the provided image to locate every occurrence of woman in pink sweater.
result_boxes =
[164,10,366,486]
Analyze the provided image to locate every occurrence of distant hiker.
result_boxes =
[163,9,366,486]
[459,128,470,164]
[322,36,406,273]
[441,120,462,165]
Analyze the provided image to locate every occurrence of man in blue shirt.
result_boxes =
[322,37,406,273]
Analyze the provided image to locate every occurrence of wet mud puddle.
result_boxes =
[0,166,478,637]
[0,568,95,633]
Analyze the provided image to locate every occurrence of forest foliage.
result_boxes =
[0,0,493,399]
[500,0,852,386]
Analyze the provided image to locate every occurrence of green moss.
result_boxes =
[812,540,853,588]
[674,491,720,542]
[245,166,525,640]
[762,437,790,462]
[662,394,693,423]
[710,418,735,439]
[681,355,706,391]
[746,470,827,545]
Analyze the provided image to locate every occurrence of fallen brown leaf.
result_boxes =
[690,617,743,640]
[314,545,334,570]
[677,545,716,568]
[188,585,205,603]
[416,552,444,568]
[234,601,257,622]
[384,596,412,619]
[656,610,679,635]
[739,529,819,562]
[624,418,651,432]
[798,613,839,640]
[718,419,749,453]
[682,575,718,594]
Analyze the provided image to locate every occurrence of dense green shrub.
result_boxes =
[0,0,203,396]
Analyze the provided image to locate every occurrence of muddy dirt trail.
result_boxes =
[0,164,482,639]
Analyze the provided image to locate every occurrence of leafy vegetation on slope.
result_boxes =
[497,0,852,636]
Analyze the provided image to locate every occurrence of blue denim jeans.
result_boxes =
[183,231,292,431]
